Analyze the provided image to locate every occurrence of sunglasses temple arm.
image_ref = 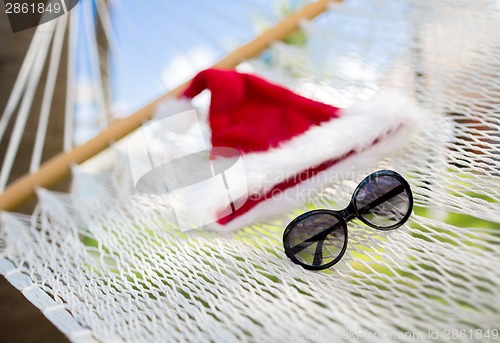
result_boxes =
[357,185,405,215]
[313,239,324,266]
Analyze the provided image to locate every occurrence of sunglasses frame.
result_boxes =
[283,170,413,270]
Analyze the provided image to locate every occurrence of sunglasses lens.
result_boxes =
[285,212,346,268]
[354,174,411,229]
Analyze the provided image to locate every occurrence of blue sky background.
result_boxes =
[107,0,307,115]
[71,0,412,144]
[71,0,310,143]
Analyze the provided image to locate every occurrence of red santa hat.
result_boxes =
[148,68,425,232]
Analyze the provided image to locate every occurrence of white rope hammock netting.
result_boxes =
[1,0,499,342]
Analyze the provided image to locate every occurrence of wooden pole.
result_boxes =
[0,0,339,211]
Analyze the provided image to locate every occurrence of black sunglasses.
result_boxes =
[283,170,413,270]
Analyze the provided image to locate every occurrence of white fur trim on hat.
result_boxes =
[151,92,426,232]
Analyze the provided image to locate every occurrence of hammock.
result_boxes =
[1,0,499,342]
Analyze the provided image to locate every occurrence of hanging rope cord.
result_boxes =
[0,21,56,190]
